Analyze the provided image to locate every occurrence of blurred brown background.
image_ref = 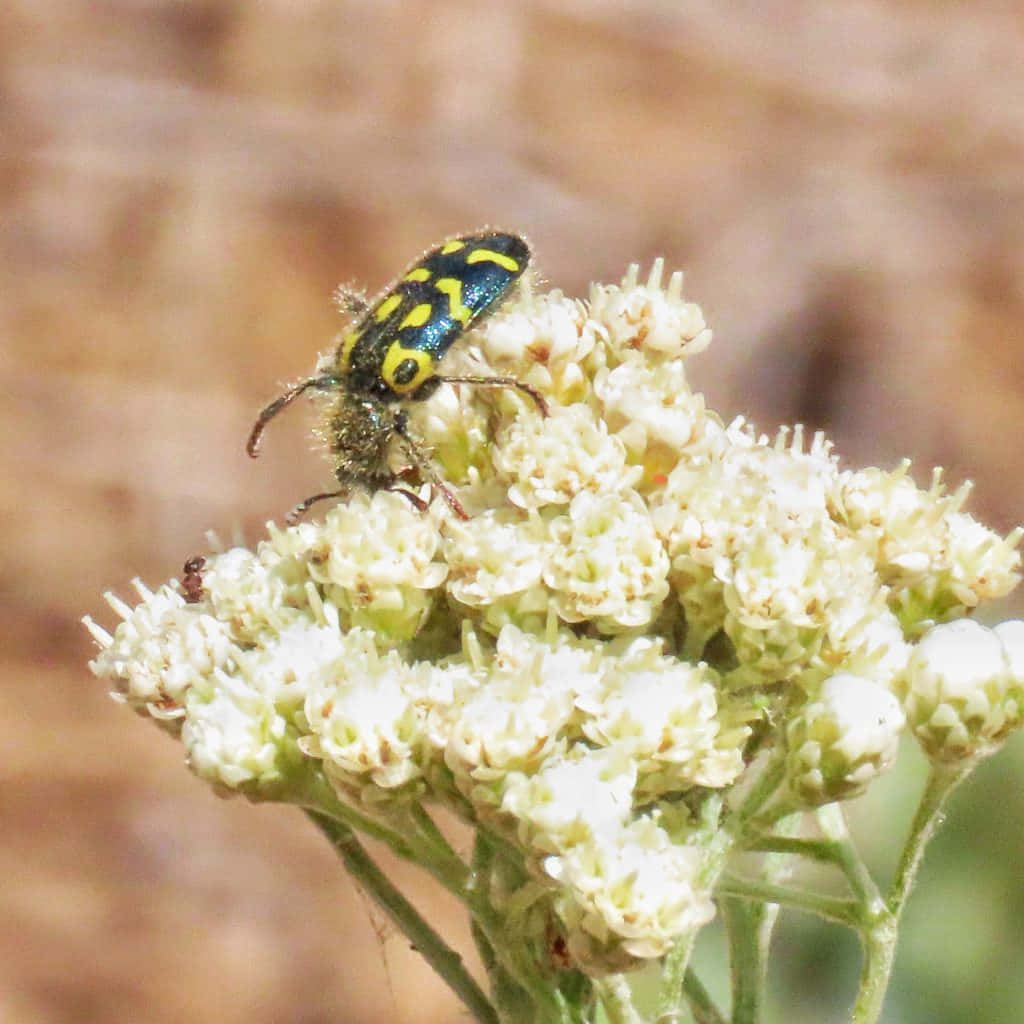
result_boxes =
[3,2,1024,1022]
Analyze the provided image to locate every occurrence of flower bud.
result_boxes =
[786,674,905,804]
[903,619,1023,761]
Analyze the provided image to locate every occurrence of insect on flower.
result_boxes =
[247,230,548,521]
[180,556,206,604]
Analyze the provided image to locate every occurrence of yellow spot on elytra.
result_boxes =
[382,343,433,394]
[400,303,433,329]
[467,248,520,272]
[338,329,361,368]
[441,239,466,255]
[404,267,432,283]
[435,277,472,326]
[374,293,402,322]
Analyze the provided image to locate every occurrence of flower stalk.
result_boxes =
[308,810,499,1024]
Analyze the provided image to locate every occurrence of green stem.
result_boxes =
[737,755,788,821]
[815,805,882,910]
[717,872,858,928]
[850,913,899,1024]
[469,831,568,1024]
[410,801,460,860]
[850,759,973,1024]
[304,781,548,1022]
[469,835,535,1024]
[596,975,643,1024]
[887,760,972,916]
[722,896,769,1024]
[744,831,881,909]
[470,834,498,963]
[302,783,473,910]
[651,792,733,1022]
[471,918,499,980]
[306,810,498,1024]
[721,810,798,1024]
[295,770,422,859]
[743,833,836,862]
[655,929,698,1023]
[745,799,803,832]
[681,969,728,1024]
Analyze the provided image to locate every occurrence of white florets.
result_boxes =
[443,507,549,610]
[595,359,708,470]
[494,404,640,509]
[87,582,239,725]
[550,813,715,969]
[86,256,1022,974]
[834,465,1022,631]
[544,491,670,632]
[587,259,712,362]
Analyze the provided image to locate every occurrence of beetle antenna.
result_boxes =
[246,376,338,458]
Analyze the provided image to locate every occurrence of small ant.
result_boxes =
[180,556,206,604]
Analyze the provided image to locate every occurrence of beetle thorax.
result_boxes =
[328,393,397,488]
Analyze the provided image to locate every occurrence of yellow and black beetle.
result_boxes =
[247,230,547,521]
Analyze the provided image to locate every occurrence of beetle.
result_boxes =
[247,230,547,521]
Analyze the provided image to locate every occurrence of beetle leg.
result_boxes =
[434,374,548,416]
[392,417,469,520]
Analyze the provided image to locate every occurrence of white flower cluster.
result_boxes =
[86,257,1022,973]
